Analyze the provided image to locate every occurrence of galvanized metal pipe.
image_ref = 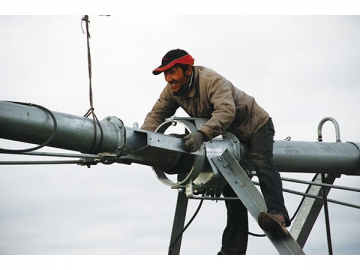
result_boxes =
[0,101,183,170]
[273,140,360,175]
[1,100,360,176]
[0,101,123,154]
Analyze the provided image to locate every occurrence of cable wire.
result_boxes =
[168,195,204,255]
[81,15,104,154]
[0,101,57,154]
[225,201,266,237]
[321,173,333,255]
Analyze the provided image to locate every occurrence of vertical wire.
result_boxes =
[81,15,103,154]
[321,173,333,255]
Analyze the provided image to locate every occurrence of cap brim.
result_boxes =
[152,62,177,75]
[152,54,195,75]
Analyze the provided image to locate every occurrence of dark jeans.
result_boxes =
[220,118,289,254]
[221,184,248,255]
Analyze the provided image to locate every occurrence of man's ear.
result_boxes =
[186,65,193,76]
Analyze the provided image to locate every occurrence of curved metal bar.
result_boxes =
[317,117,341,142]
[152,119,205,187]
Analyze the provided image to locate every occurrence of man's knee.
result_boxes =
[248,153,270,170]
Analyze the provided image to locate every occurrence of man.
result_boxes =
[141,49,290,255]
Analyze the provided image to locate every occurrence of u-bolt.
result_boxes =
[317,117,341,142]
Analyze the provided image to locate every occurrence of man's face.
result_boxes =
[164,65,191,93]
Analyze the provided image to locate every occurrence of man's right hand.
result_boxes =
[183,132,204,152]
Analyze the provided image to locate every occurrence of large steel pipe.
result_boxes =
[0,101,184,170]
[0,101,124,154]
[273,140,360,175]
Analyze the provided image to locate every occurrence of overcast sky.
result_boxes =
[0,12,360,263]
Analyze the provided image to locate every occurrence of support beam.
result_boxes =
[168,189,189,255]
[290,173,339,248]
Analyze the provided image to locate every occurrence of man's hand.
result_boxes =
[183,132,204,152]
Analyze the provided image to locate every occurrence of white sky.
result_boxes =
[0,3,360,268]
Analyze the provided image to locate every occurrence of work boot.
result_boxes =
[258,212,289,239]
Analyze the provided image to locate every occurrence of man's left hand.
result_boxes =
[183,132,204,152]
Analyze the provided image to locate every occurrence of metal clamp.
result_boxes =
[104,116,126,156]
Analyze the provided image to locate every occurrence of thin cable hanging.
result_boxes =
[81,15,104,154]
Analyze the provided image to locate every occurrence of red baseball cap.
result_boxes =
[153,49,195,75]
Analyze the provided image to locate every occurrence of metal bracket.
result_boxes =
[79,152,118,167]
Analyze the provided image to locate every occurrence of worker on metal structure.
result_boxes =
[141,49,290,255]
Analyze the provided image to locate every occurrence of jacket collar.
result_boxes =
[187,66,199,98]
[174,67,197,98]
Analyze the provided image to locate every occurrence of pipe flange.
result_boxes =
[104,116,126,156]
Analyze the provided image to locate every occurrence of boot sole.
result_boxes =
[258,212,289,239]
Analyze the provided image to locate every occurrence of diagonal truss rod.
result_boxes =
[211,149,305,255]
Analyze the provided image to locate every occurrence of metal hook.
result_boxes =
[317,117,341,142]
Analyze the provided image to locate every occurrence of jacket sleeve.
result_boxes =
[141,87,179,132]
[198,77,236,140]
